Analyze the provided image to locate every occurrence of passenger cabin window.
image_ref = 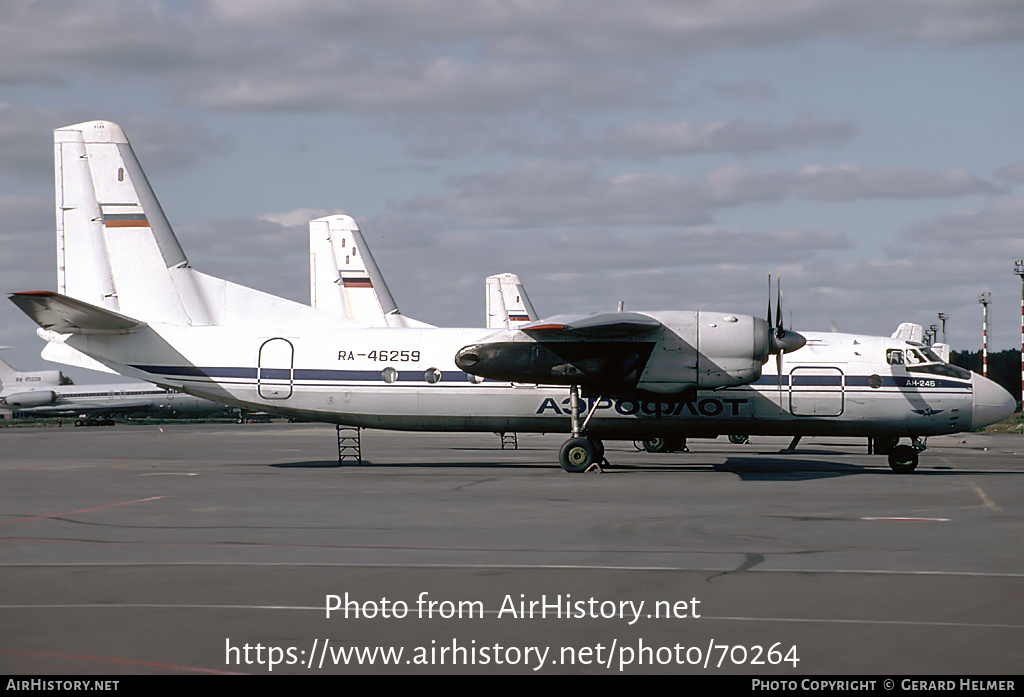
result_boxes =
[886,349,904,365]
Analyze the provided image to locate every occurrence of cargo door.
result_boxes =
[789,367,843,416]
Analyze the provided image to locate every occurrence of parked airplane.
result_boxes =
[0,354,232,425]
[10,121,1015,473]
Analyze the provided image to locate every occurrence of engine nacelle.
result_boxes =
[1,390,57,408]
[635,312,771,393]
[455,310,796,395]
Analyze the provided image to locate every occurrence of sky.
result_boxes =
[2,0,1024,382]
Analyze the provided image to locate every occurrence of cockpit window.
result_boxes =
[907,349,928,365]
[886,349,904,365]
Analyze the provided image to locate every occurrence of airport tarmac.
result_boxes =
[1,423,1021,675]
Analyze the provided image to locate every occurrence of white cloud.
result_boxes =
[258,208,341,228]
[397,161,1003,229]
[2,1,1021,114]
[592,118,856,160]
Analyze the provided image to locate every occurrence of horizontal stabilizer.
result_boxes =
[10,291,144,334]
[521,312,662,339]
[37,329,119,374]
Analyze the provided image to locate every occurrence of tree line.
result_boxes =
[950,349,1021,406]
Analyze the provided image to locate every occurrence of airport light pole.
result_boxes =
[937,312,948,344]
[979,292,990,378]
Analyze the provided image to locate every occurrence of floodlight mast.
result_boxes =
[937,312,948,344]
[1015,260,1024,405]
[979,292,990,378]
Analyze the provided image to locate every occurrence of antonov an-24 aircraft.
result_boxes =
[9,121,1015,474]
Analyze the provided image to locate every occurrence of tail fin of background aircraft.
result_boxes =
[891,323,924,343]
[0,348,64,388]
[486,273,538,329]
[309,215,433,327]
[51,121,350,331]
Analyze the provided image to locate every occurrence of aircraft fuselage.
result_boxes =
[68,324,1005,441]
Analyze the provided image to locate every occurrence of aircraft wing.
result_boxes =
[457,309,793,394]
[9,292,144,334]
[519,312,663,339]
[456,311,672,390]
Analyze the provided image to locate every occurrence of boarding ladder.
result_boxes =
[336,425,362,465]
[500,432,518,450]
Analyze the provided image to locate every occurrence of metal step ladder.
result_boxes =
[336,425,362,465]
[500,432,518,450]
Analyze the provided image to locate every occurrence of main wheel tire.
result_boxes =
[643,437,685,453]
[888,444,919,473]
[560,437,597,473]
[728,434,749,445]
[642,438,666,453]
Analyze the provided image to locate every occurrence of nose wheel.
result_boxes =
[887,444,919,473]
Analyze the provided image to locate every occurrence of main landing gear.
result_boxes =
[559,436,605,473]
[74,417,115,427]
[558,385,606,473]
[640,437,687,453]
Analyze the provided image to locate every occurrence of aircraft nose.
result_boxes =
[971,373,1016,429]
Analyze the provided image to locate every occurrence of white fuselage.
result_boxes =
[63,323,1005,440]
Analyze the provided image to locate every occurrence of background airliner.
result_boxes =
[1,353,231,424]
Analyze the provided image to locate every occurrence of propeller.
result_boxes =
[766,273,807,405]
[768,273,805,355]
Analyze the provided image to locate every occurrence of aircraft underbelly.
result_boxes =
[182,379,970,438]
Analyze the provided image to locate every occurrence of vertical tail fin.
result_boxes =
[50,121,358,334]
[54,121,205,325]
[485,273,538,328]
[890,323,924,343]
[0,352,18,382]
[0,350,64,388]
[309,215,432,327]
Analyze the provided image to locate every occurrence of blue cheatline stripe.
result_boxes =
[129,365,972,390]
[790,375,843,386]
[754,375,791,386]
[130,365,469,384]
[130,365,257,379]
[756,374,970,390]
